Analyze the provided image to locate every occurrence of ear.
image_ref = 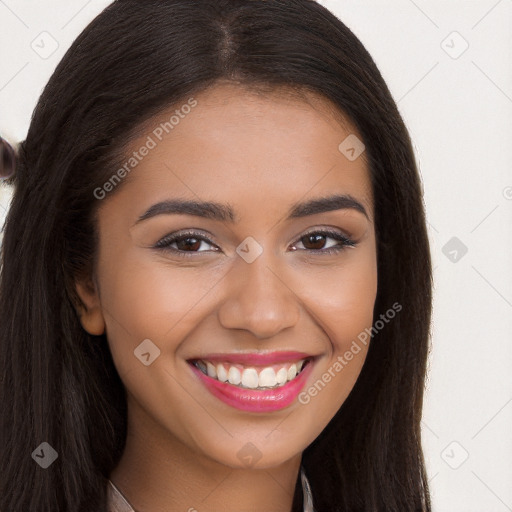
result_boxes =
[74,274,106,336]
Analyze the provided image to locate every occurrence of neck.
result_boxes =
[110,397,302,512]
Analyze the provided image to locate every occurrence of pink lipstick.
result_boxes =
[188,351,314,412]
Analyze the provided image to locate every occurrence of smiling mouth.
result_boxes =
[188,357,313,390]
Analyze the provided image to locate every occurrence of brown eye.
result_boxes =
[302,233,328,250]
[292,229,356,254]
[154,230,220,257]
[174,236,203,252]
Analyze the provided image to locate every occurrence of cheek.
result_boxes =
[96,249,226,373]
[291,253,377,438]
[295,246,378,353]
[292,246,377,400]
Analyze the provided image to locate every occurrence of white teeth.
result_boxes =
[241,368,259,389]
[228,366,241,385]
[276,368,288,385]
[258,367,277,387]
[196,358,308,389]
[216,364,228,382]
[206,361,216,378]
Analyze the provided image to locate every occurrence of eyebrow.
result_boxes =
[133,194,369,226]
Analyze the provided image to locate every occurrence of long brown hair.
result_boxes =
[0,1,433,510]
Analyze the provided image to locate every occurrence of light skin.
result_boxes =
[75,82,378,512]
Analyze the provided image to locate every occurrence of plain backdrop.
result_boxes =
[1,1,511,510]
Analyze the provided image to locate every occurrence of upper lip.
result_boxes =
[188,351,314,366]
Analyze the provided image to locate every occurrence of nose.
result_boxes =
[217,253,301,339]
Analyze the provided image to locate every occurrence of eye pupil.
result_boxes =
[303,234,326,250]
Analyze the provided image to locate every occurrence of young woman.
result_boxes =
[0,1,433,511]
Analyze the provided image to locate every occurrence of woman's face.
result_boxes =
[77,83,377,469]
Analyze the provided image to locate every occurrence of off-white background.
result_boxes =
[1,1,511,510]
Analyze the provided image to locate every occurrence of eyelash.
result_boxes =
[153,229,357,258]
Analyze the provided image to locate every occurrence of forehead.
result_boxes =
[102,82,373,222]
